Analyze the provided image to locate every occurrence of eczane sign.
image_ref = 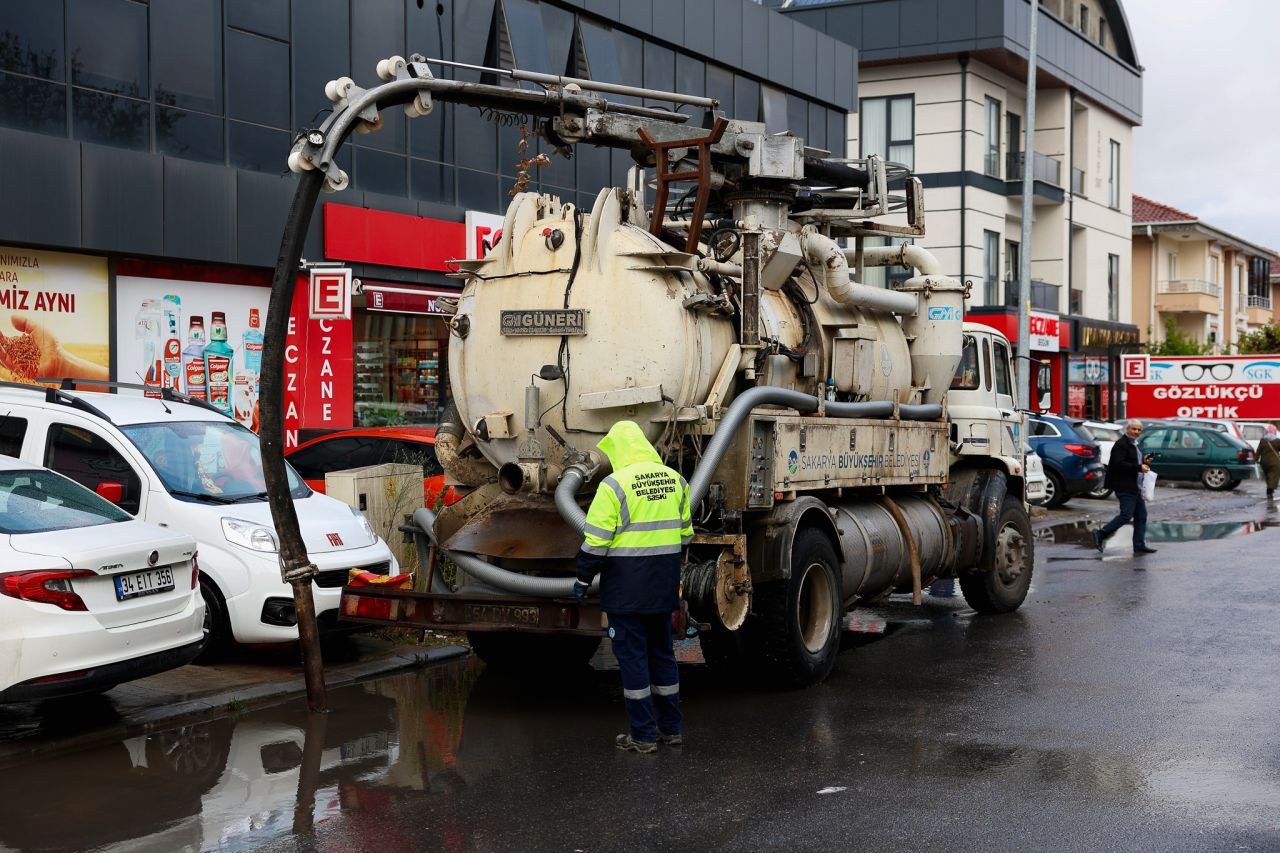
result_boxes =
[1121,354,1280,419]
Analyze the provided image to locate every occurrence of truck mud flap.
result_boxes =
[339,587,605,635]
[942,468,1007,573]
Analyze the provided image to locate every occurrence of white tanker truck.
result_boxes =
[311,56,1033,687]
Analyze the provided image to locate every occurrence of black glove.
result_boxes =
[573,580,589,604]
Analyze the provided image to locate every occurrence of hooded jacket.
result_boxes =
[575,421,693,614]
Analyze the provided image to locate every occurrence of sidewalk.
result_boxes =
[0,635,468,763]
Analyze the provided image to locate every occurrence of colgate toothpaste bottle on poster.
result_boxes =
[161,294,182,390]
[183,315,207,400]
[204,311,234,415]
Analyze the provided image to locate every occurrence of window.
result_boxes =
[984,231,1000,305]
[981,338,993,392]
[950,335,980,390]
[44,424,142,515]
[1108,139,1121,208]
[993,341,1013,398]
[0,416,27,458]
[226,29,290,129]
[1007,112,1021,172]
[156,107,224,164]
[1108,253,1120,321]
[1098,18,1108,49]
[0,469,132,534]
[984,97,1001,176]
[1029,419,1060,438]
[1079,4,1089,34]
[1166,252,1177,280]
[1005,240,1020,300]
[390,440,444,478]
[152,0,222,114]
[287,437,387,481]
[70,0,148,97]
[860,95,913,169]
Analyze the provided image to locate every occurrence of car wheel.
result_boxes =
[1201,467,1232,490]
[1044,470,1069,508]
[195,578,232,663]
[1226,479,1242,490]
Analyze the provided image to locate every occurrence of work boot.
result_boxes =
[657,730,683,746]
[615,734,657,754]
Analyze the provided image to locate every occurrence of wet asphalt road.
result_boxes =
[2,481,1279,852]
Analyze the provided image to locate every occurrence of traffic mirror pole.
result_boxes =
[260,167,327,713]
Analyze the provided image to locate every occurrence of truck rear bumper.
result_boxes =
[339,586,606,635]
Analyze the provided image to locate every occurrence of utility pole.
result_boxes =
[1016,0,1039,411]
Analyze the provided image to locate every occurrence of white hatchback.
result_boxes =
[0,458,203,702]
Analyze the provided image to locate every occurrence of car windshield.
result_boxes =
[122,421,309,502]
[0,469,131,534]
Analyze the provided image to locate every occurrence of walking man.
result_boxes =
[1094,419,1157,555]
[574,421,693,753]
[1258,424,1280,501]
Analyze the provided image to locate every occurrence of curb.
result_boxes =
[0,644,470,766]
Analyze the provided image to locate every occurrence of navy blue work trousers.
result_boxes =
[1098,489,1148,548]
[608,612,681,742]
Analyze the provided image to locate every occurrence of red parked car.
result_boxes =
[285,426,457,507]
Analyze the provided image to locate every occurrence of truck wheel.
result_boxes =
[195,578,232,663]
[960,495,1033,614]
[1043,470,1069,508]
[1201,467,1231,490]
[748,528,843,688]
[467,631,601,671]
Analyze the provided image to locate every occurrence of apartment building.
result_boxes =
[1132,196,1277,352]
[785,0,1143,418]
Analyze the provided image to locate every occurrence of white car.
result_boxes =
[1170,417,1247,443]
[1075,420,1122,498]
[0,457,203,702]
[0,384,398,651]
[1025,444,1048,505]
[1238,422,1271,452]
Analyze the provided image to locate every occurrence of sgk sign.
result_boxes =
[1121,354,1280,420]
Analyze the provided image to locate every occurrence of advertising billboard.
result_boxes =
[0,247,109,384]
[1120,354,1280,420]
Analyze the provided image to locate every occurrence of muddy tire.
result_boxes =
[1201,467,1232,490]
[960,495,1033,614]
[746,528,843,689]
[1043,469,1070,508]
[195,578,231,663]
[468,631,601,671]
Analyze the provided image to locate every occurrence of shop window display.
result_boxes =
[353,312,450,427]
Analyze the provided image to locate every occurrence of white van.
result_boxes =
[0,384,398,650]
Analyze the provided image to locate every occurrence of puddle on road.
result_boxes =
[1036,516,1280,547]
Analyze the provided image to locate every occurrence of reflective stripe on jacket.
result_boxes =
[575,421,692,614]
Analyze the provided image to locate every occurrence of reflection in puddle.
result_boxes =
[1036,517,1280,546]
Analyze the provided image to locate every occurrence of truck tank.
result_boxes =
[448,188,914,480]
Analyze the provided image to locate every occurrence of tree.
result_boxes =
[1146,317,1212,356]
[1235,323,1280,355]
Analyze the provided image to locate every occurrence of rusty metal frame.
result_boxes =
[638,118,728,252]
[340,586,606,635]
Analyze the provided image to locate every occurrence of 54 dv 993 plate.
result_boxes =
[114,566,175,601]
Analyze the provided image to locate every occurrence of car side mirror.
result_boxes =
[95,481,125,504]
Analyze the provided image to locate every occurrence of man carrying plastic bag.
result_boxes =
[1093,419,1158,555]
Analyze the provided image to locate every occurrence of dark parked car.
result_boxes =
[1137,424,1258,491]
[1026,414,1105,508]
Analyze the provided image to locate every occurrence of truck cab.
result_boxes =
[947,323,1025,478]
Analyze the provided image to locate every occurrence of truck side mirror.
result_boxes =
[95,481,125,504]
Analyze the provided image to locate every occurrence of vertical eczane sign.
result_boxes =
[286,275,353,448]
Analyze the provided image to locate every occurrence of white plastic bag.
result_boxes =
[1140,470,1158,502]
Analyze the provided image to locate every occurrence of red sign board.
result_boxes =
[285,275,353,448]
[324,203,465,272]
[364,284,460,315]
[1121,354,1280,420]
[309,268,351,319]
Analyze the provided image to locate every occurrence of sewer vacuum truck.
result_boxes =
[297,55,1033,687]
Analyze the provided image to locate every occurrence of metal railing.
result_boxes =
[1003,279,1061,311]
[1158,279,1220,297]
[1248,294,1272,310]
[1006,151,1063,186]
[1071,167,1085,195]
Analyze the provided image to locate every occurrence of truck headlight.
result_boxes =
[222,517,280,552]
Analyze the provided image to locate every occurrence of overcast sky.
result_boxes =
[1123,0,1280,251]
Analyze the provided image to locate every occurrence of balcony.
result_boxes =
[1071,167,1085,195]
[1006,151,1063,187]
[1156,279,1221,315]
[1003,279,1061,312]
[1246,293,1273,325]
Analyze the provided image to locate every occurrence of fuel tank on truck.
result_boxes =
[446,189,916,477]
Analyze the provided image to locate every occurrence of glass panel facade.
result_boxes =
[229,120,290,173]
[226,29,290,128]
[0,72,66,134]
[73,88,149,151]
[227,0,290,40]
[70,0,148,97]
[157,106,225,164]
[152,0,222,114]
[1,0,65,80]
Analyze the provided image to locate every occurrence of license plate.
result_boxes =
[463,603,541,626]
[114,566,175,601]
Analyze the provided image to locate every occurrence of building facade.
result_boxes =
[785,0,1144,419]
[0,0,855,438]
[1132,195,1277,352]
